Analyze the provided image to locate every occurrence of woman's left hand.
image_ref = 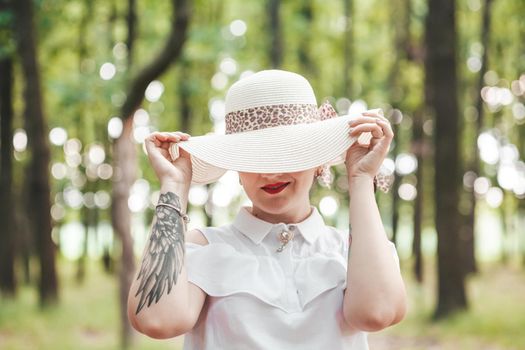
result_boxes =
[344,111,394,179]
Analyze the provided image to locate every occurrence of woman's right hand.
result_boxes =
[144,131,192,185]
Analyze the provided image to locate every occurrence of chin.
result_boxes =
[257,198,292,213]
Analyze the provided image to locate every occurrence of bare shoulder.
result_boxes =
[186,228,209,245]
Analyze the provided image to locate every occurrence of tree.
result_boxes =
[461,0,494,276]
[0,20,17,295]
[297,0,315,76]
[111,0,191,347]
[343,0,354,98]
[424,0,468,318]
[267,0,282,68]
[13,0,58,306]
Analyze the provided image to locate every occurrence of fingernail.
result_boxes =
[349,127,354,133]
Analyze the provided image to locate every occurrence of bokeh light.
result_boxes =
[467,56,482,73]
[319,196,338,217]
[133,125,151,144]
[64,138,82,155]
[398,183,417,201]
[112,42,128,60]
[108,117,123,139]
[220,58,237,75]
[133,109,150,126]
[97,163,113,180]
[63,187,83,209]
[211,72,228,90]
[395,153,418,175]
[209,98,226,122]
[13,129,28,152]
[95,190,111,209]
[473,176,490,196]
[51,163,68,180]
[145,80,164,102]
[49,127,68,146]
[88,144,106,165]
[477,132,499,164]
[497,165,518,191]
[128,179,150,213]
[189,185,209,206]
[229,19,247,37]
[485,187,503,208]
[348,100,367,115]
[99,62,116,80]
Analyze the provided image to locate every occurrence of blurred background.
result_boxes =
[0,0,524,349]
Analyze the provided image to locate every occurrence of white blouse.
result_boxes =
[183,205,398,350]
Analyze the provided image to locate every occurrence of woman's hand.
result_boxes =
[345,111,394,179]
[144,131,192,185]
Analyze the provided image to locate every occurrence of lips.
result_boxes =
[261,182,290,194]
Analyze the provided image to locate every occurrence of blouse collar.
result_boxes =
[232,205,326,245]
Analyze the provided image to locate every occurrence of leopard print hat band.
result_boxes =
[225,101,338,134]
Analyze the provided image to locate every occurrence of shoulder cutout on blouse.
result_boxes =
[186,228,209,246]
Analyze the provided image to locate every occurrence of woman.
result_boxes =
[127,70,407,349]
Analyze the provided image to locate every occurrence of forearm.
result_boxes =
[127,182,194,334]
[343,176,406,330]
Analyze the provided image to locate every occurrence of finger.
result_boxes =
[350,116,379,126]
[155,132,189,148]
[349,123,384,138]
[155,131,189,142]
[370,127,393,153]
[362,113,391,125]
[145,132,163,147]
[362,111,386,119]
[168,131,191,138]
[375,119,394,139]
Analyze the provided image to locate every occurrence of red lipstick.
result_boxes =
[261,182,290,194]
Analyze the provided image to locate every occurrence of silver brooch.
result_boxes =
[276,228,295,253]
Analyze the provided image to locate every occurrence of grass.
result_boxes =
[368,260,525,350]
[1,256,524,350]
[0,256,181,350]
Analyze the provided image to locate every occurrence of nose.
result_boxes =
[260,173,286,181]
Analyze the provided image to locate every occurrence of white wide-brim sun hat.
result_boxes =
[169,70,383,185]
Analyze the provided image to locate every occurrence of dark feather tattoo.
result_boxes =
[134,191,186,314]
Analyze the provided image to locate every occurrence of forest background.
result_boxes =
[0,0,524,349]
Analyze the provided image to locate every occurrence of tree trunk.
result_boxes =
[343,0,354,98]
[13,0,59,306]
[412,109,425,283]
[462,0,494,276]
[387,0,409,247]
[126,0,137,67]
[76,205,91,284]
[425,0,467,319]
[298,0,315,77]
[0,56,17,296]
[267,0,282,68]
[75,0,94,285]
[119,0,191,120]
[111,0,191,347]
[111,118,138,349]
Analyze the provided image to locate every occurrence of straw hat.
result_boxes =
[169,69,392,191]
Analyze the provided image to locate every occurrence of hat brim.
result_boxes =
[173,113,364,185]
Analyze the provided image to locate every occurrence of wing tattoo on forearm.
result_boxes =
[134,191,185,314]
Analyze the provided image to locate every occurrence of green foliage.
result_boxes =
[0,6,14,58]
